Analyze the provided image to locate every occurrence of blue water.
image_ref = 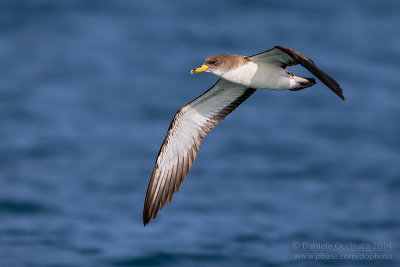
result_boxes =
[0,0,399,266]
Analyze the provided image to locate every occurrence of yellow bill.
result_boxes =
[190,64,208,75]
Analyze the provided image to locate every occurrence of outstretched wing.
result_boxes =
[143,79,256,225]
[250,46,344,100]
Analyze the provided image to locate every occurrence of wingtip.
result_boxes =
[143,205,152,226]
[335,90,345,101]
[143,213,151,226]
[334,92,345,101]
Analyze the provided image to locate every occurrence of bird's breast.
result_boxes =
[221,61,258,87]
[221,61,291,90]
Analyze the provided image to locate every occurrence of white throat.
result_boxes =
[220,61,258,87]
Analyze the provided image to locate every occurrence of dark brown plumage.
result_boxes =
[274,46,345,101]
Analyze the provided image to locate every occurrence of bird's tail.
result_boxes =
[289,76,316,91]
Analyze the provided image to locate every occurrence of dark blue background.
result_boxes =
[0,0,399,266]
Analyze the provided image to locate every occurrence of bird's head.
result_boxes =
[191,54,248,77]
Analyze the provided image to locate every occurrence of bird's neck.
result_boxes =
[220,61,258,87]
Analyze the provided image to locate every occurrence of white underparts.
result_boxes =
[220,61,304,90]
[221,61,258,87]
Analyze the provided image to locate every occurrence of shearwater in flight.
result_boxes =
[143,46,344,225]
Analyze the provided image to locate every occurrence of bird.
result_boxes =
[143,46,344,226]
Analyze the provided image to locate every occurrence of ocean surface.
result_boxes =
[0,0,399,266]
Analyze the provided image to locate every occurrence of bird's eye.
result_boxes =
[208,60,217,65]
